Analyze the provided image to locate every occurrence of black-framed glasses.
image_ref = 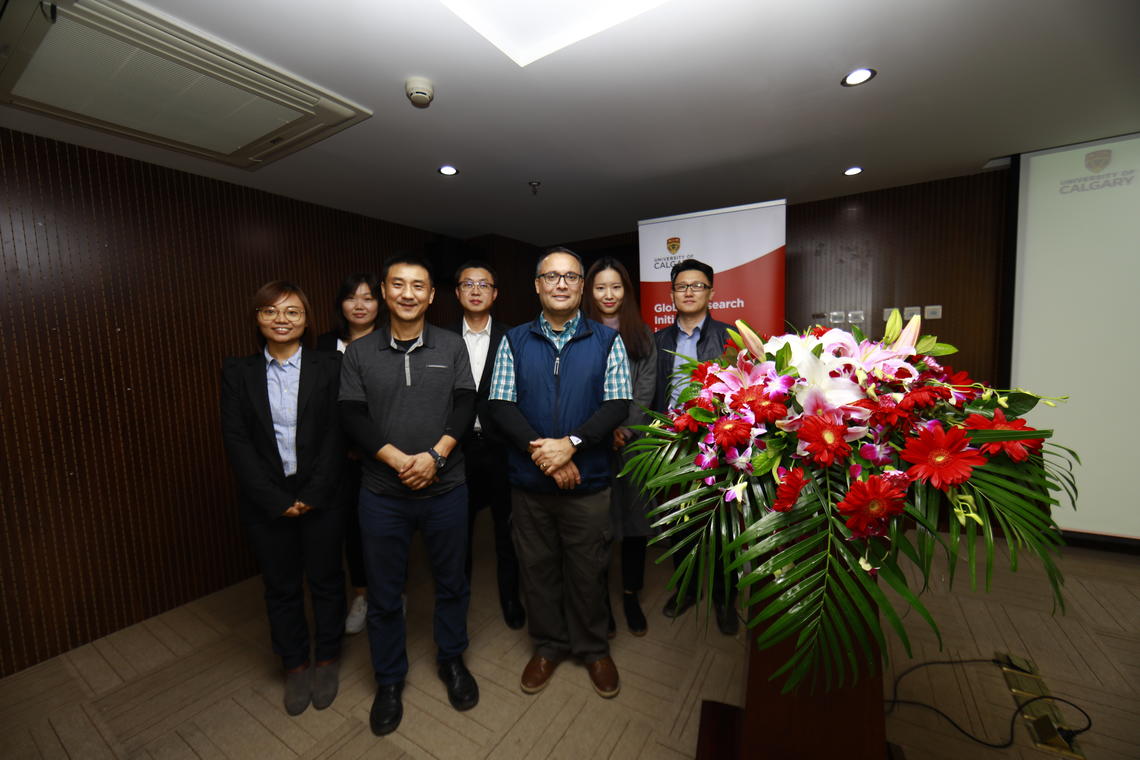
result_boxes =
[257,306,305,322]
[537,271,583,285]
[459,280,496,291]
[672,282,711,293]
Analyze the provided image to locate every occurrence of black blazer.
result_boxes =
[315,330,342,353]
[449,317,509,442]
[220,348,345,524]
[652,313,732,412]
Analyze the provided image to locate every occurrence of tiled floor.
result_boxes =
[2,525,1138,759]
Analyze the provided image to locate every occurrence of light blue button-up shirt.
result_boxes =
[668,322,701,408]
[264,345,302,477]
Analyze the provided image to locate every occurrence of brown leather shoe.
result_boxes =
[586,656,620,698]
[520,655,558,694]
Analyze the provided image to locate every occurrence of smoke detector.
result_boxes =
[405,77,434,108]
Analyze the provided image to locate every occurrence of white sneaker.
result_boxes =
[345,595,367,634]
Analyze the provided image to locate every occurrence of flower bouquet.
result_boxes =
[624,311,1078,692]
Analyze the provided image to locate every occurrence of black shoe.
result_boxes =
[370,681,404,736]
[502,599,526,630]
[714,600,740,636]
[662,591,696,619]
[438,657,479,711]
[623,591,647,636]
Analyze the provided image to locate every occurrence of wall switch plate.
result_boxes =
[828,310,845,324]
[847,310,865,323]
[924,304,943,319]
[903,306,921,320]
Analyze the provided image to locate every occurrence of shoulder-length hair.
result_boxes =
[333,272,382,340]
[583,257,652,360]
[251,280,313,347]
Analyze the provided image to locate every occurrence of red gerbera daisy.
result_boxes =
[798,414,852,466]
[964,408,1044,462]
[713,416,753,450]
[836,475,907,537]
[773,467,808,512]
[898,385,952,411]
[852,396,914,431]
[672,412,700,433]
[900,424,987,490]
[691,361,719,387]
[731,386,789,424]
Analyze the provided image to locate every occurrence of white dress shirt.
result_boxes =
[462,315,491,430]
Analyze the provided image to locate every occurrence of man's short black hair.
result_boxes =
[382,253,434,286]
[454,259,498,286]
[536,246,584,277]
[670,258,714,285]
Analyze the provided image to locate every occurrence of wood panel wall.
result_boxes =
[0,128,451,677]
[0,126,1013,677]
[786,171,1012,384]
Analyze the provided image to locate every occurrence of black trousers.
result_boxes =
[463,432,521,610]
[245,500,346,670]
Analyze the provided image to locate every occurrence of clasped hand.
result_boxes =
[529,437,581,490]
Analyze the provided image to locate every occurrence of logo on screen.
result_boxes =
[666,237,681,254]
[1084,150,1111,174]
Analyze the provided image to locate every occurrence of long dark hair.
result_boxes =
[583,257,652,360]
[252,280,313,347]
[333,272,382,341]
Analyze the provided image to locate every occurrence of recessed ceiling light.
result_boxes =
[841,68,877,87]
[439,165,458,176]
[844,166,863,176]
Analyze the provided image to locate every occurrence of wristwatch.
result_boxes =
[568,435,583,449]
[429,448,447,470]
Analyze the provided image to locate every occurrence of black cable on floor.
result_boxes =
[883,658,1093,749]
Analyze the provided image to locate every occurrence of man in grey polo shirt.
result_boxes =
[339,254,478,737]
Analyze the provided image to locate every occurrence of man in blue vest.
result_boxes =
[488,247,632,699]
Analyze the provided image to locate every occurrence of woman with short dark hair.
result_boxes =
[220,280,346,715]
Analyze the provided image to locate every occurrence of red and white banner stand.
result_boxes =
[638,199,786,339]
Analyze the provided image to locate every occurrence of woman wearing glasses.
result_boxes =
[317,274,382,636]
[220,281,346,716]
[583,258,657,636]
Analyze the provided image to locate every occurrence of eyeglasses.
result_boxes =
[672,282,711,293]
[257,306,305,322]
[459,280,495,291]
[537,271,583,285]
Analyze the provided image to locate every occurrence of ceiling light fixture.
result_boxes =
[844,166,863,176]
[439,165,458,176]
[439,0,670,67]
[841,68,877,87]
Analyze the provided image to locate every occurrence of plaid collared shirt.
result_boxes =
[488,311,631,403]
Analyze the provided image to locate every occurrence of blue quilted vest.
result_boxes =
[504,316,617,494]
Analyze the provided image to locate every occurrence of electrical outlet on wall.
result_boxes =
[924,305,943,319]
[883,308,898,321]
[903,306,921,320]
[847,310,865,323]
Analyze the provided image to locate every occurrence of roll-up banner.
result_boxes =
[638,199,786,338]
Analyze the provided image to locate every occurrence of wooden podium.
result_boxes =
[695,627,901,759]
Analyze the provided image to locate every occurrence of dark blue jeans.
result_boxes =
[358,484,470,684]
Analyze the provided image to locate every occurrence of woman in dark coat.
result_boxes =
[583,258,657,636]
[316,273,382,635]
[220,280,346,715]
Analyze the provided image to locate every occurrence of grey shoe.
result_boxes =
[284,667,311,716]
[311,660,339,710]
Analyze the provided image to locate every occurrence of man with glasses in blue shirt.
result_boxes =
[450,260,525,631]
[652,258,739,635]
[487,247,632,699]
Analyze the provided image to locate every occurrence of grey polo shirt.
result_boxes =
[339,323,476,498]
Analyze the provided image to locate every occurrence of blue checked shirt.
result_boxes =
[489,311,632,402]
[264,345,302,476]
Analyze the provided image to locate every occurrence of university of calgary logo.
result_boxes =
[666,237,681,254]
[1085,149,1111,174]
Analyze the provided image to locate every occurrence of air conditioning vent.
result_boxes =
[0,0,371,169]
